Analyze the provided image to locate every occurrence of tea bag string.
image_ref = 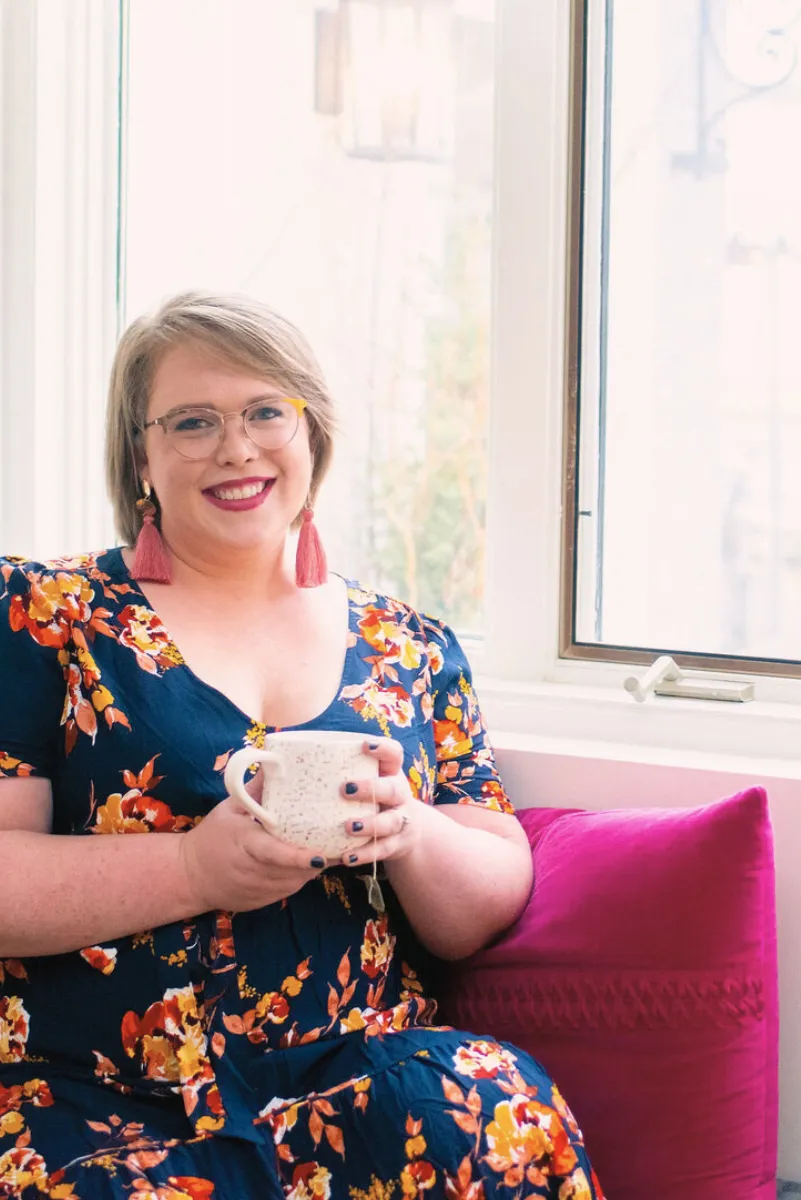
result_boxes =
[366,778,385,914]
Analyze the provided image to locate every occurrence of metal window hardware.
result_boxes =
[624,656,754,704]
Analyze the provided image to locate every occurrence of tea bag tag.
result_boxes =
[367,779,385,913]
[367,871,385,914]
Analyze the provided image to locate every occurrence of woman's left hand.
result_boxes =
[339,738,422,867]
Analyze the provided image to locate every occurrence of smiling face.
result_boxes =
[140,340,313,564]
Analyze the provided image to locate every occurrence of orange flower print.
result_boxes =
[443,1156,487,1200]
[557,1169,594,1200]
[285,1162,332,1200]
[426,641,444,676]
[45,552,100,572]
[0,996,30,1063]
[91,790,194,835]
[472,746,495,772]
[253,991,290,1026]
[58,622,130,753]
[348,585,379,606]
[360,916,396,980]
[117,604,183,675]
[474,780,512,813]
[483,1094,579,1187]
[401,1115,436,1198]
[225,961,311,1045]
[436,677,485,747]
[80,946,118,975]
[0,1079,53,1119]
[121,1000,183,1083]
[59,628,131,753]
[433,718,472,761]
[121,986,223,1131]
[62,660,99,749]
[7,571,93,650]
[404,1114,426,1160]
[0,1147,77,1198]
[93,1050,120,1079]
[408,747,435,804]
[401,1159,437,1197]
[0,1109,24,1140]
[0,1079,54,1139]
[0,752,34,778]
[340,680,414,735]
[89,758,196,835]
[358,610,426,672]
[549,1084,583,1139]
[258,1095,301,1145]
[453,1041,518,1081]
[209,911,235,964]
[167,1180,216,1200]
[353,1076,371,1113]
[0,959,26,987]
[128,1178,216,1200]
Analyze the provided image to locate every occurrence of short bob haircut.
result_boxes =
[105,291,337,546]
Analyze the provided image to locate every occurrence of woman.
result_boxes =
[0,293,603,1200]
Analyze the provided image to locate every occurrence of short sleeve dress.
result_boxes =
[0,549,604,1200]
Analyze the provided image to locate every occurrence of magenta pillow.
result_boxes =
[440,787,778,1200]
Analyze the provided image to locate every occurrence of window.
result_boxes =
[120,0,496,635]
[5,0,801,737]
[567,0,801,675]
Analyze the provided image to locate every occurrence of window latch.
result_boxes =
[624,655,754,704]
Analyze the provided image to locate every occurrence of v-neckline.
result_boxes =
[101,546,357,733]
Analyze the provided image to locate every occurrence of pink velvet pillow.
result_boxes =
[441,787,778,1200]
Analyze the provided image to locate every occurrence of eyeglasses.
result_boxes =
[141,396,308,461]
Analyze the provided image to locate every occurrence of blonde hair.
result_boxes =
[105,291,337,545]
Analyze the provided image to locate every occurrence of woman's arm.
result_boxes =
[384,801,533,960]
[0,777,194,955]
[0,778,327,957]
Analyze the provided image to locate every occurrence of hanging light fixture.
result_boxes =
[315,0,455,162]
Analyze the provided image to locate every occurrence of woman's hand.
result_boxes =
[179,795,328,913]
[338,738,422,867]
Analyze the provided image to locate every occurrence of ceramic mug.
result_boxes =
[223,730,378,859]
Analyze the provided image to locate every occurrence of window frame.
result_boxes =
[474,0,801,759]
[557,0,801,682]
[0,0,120,561]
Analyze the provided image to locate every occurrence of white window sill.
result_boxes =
[475,676,801,779]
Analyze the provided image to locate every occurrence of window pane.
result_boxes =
[575,0,801,661]
[121,0,494,634]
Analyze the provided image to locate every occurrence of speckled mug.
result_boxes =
[223,730,378,859]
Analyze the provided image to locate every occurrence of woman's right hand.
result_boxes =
[178,796,326,913]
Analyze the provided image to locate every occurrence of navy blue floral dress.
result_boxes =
[0,549,603,1200]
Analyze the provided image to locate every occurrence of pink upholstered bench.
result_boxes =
[441,787,778,1200]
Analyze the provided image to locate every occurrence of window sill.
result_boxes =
[475,675,801,777]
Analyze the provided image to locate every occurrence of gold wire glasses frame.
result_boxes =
[141,396,309,461]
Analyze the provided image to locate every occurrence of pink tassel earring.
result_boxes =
[295,504,328,588]
[131,480,172,584]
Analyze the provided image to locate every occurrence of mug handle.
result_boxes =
[223,747,284,833]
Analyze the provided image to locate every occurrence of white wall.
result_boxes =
[495,742,801,1182]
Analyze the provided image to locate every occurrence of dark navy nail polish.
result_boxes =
[351,821,364,833]
[310,856,325,869]
[347,853,359,864]
[344,782,358,795]
[367,741,380,751]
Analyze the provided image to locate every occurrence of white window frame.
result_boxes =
[1,0,800,770]
[471,0,801,770]
[0,0,119,561]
